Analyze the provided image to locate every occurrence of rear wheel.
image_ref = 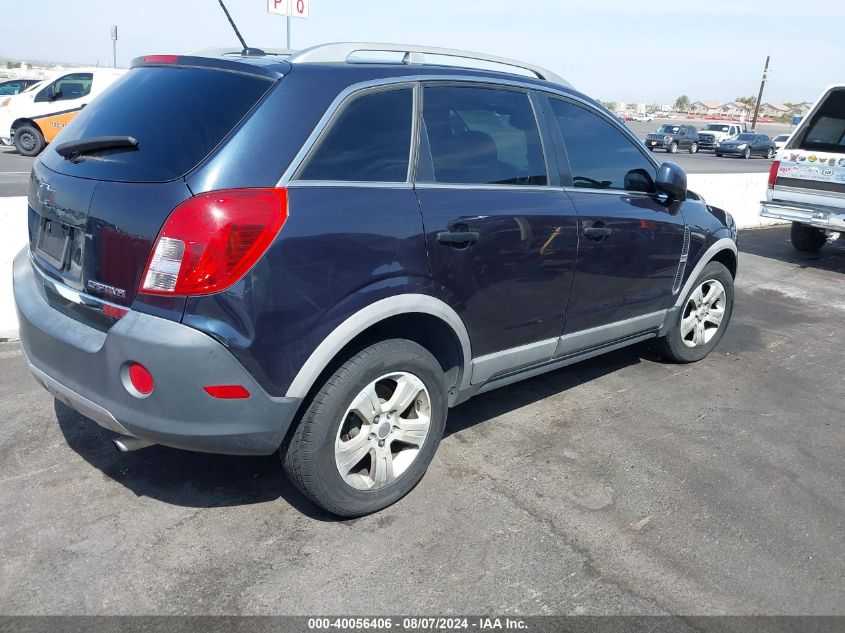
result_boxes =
[668,141,678,154]
[689,142,699,154]
[790,222,827,252]
[656,261,734,363]
[13,124,45,157]
[282,338,447,517]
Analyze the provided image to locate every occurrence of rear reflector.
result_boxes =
[128,363,155,395]
[204,385,251,399]
[102,304,128,319]
[143,54,179,64]
[140,188,287,296]
[768,160,780,189]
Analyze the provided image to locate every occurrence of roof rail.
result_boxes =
[286,42,571,87]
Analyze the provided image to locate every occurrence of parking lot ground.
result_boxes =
[0,226,843,616]
[0,146,34,197]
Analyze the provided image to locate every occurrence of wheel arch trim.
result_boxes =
[284,294,473,401]
[674,237,738,307]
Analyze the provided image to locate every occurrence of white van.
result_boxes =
[0,68,125,156]
[761,84,845,251]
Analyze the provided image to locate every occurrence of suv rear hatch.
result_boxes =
[773,87,845,204]
[30,57,281,322]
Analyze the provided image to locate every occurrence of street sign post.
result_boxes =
[267,0,309,49]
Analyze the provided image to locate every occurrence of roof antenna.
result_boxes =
[216,0,265,56]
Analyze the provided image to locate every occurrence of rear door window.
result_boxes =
[796,89,845,152]
[297,87,412,182]
[40,66,273,182]
[419,85,547,186]
[548,97,656,193]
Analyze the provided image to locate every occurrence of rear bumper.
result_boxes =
[13,249,301,455]
[760,202,845,231]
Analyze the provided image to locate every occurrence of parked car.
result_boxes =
[697,123,745,151]
[761,84,845,252]
[13,43,738,517]
[631,113,654,123]
[0,78,41,96]
[645,124,700,153]
[773,134,790,150]
[0,68,125,156]
[715,133,776,159]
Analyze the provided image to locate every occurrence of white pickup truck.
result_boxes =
[697,123,745,151]
[761,84,844,251]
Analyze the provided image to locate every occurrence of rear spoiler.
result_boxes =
[130,54,289,81]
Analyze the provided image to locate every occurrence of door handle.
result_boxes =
[437,230,480,245]
[583,226,612,238]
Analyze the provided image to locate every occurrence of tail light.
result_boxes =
[140,188,287,296]
[768,160,780,190]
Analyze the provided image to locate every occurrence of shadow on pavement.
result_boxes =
[740,225,845,274]
[54,399,337,520]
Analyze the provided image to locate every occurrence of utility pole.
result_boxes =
[751,55,770,131]
[286,15,291,49]
[110,25,118,68]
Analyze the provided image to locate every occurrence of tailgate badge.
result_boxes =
[87,280,127,299]
[37,181,56,206]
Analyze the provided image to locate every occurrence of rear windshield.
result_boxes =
[41,66,273,182]
[796,89,845,152]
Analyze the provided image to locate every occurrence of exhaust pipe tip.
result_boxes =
[113,436,155,452]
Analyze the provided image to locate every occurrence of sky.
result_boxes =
[1,0,842,104]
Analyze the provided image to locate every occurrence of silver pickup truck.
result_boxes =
[761,84,845,251]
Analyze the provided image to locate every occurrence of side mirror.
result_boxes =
[656,161,687,200]
[45,85,58,100]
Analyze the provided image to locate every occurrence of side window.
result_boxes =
[298,88,412,182]
[35,73,93,103]
[420,85,547,186]
[0,82,22,95]
[548,98,656,193]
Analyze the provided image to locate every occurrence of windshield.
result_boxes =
[735,134,756,141]
[774,135,789,141]
[657,125,680,133]
[704,125,730,132]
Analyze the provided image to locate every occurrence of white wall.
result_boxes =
[0,196,28,339]
[0,174,787,340]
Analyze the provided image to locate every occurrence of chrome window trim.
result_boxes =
[415,183,554,192]
[278,74,606,188]
[286,181,413,189]
[287,81,418,186]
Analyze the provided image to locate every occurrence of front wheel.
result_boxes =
[668,141,678,154]
[715,152,723,157]
[790,222,827,252]
[766,147,775,159]
[282,338,447,517]
[655,261,734,363]
[13,124,45,157]
[742,147,752,159]
[689,142,699,154]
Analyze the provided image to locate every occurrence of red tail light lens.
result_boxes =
[768,160,780,190]
[140,188,287,296]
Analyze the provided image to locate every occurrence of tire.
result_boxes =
[689,142,699,154]
[655,261,734,363]
[790,222,827,252]
[281,338,448,517]
[766,147,775,159]
[742,147,751,159]
[13,124,45,157]
[668,142,678,154]
[715,153,723,157]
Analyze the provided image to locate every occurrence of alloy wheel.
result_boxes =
[335,372,431,490]
[680,279,727,348]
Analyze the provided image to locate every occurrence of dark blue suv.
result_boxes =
[13,44,738,516]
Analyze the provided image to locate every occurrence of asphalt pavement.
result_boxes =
[1,226,842,615]
[0,146,33,197]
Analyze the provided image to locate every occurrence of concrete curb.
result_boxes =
[0,173,784,340]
